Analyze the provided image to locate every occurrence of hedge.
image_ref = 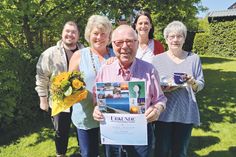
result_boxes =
[193,20,236,57]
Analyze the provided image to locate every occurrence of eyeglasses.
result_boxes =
[167,35,184,40]
[112,40,137,47]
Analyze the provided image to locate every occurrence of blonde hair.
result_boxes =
[163,21,187,40]
[84,15,113,44]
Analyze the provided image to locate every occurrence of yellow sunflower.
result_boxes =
[53,72,70,86]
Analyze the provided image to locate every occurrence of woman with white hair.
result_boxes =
[152,21,205,157]
[69,15,115,157]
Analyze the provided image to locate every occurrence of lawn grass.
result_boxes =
[0,55,236,157]
[188,55,236,157]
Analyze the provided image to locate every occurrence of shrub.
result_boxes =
[0,49,39,131]
[193,20,236,57]
[193,33,209,55]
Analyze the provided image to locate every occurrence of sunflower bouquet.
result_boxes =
[50,70,88,116]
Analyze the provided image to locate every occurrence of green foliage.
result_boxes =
[193,33,209,55]
[208,21,236,57]
[0,48,39,131]
[0,49,21,130]
[193,20,236,57]
[197,18,210,33]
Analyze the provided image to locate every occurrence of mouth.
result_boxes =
[66,37,75,41]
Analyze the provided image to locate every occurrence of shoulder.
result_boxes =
[74,47,90,57]
[135,58,155,70]
[108,47,115,57]
[77,42,85,49]
[153,39,165,54]
[187,51,200,60]
[153,51,167,60]
[40,45,59,58]
[153,39,162,44]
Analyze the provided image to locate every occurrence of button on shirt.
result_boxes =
[95,58,167,109]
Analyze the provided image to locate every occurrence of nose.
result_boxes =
[67,31,73,36]
[121,41,129,48]
[97,34,101,38]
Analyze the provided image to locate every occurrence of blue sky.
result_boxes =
[198,0,236,17]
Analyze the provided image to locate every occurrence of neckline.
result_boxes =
[166,51,188,65]
[138,40,152,59]
[89,48,111,75]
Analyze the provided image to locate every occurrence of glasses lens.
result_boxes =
[113,40,136,47]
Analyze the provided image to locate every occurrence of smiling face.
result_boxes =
[112,25,138,68]
[62,23,79,47]
[135,15,152,37]
[166,32,185,51]
[90,27,109,50]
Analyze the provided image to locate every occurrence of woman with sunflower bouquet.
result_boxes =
[68,15,115,157]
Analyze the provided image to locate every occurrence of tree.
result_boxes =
[0,0,206,53]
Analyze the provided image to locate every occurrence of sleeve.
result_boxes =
[153,40,165,55]
[193,55,205,93]
[35,49,52,97]
[151,67,167,108]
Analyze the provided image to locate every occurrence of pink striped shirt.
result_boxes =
[96,58,167,109]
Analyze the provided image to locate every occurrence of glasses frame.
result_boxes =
[112,39,137,47]
[167,35,184,40]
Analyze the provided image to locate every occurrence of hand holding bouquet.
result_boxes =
[50,70,88,116]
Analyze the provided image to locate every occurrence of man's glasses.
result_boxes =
[112,40,137,47]
[167,35,184,40]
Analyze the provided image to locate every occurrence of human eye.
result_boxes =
[125,40,132,44]
[177,35,183,39]
[137,22,143,25]
[114,40,124,46]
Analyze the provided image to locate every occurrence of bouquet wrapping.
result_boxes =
[50,70,88,116]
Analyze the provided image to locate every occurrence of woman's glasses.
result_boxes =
[167,35,184,40]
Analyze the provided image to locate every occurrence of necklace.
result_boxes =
[90,48,111,75]
[90,50,97,75]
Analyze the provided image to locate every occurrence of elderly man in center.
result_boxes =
[93,25,167,157]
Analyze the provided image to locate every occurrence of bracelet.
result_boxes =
[154,105,164,112]
[192,80,197,86]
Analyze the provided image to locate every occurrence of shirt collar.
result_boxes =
[115,58,137,76]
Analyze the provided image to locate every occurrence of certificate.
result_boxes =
[96,81,148,145]
[100,113,147,145]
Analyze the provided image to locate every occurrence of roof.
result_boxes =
[228,2,236,9]
[207,9,236,18]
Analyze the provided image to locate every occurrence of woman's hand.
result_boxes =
[93,106,104,121]
[186,75,198,91]
[105,57,117,65]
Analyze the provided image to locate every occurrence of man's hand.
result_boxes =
[39,96,49,112]
[145,105,163,123]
